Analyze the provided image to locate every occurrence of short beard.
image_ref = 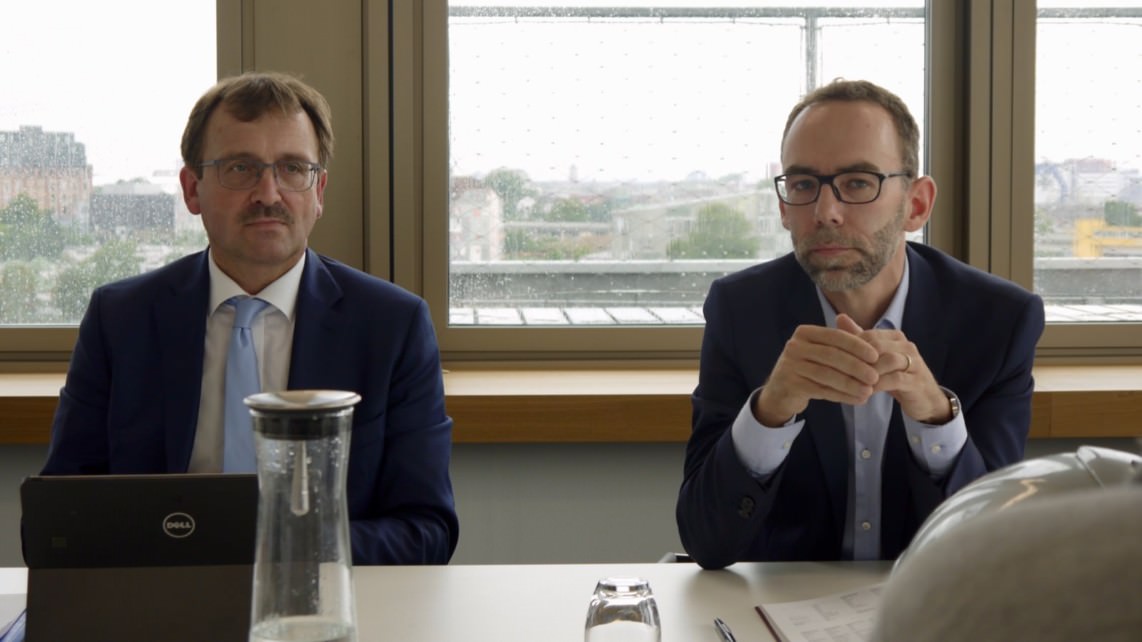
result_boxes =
[793,204,906,292]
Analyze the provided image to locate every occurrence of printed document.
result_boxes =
[754,582,883,642]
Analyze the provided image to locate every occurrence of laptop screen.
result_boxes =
[21,473,258,568]
[20,474,259,642]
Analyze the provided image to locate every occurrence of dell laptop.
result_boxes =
[20,473,258,642]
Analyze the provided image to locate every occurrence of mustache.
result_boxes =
[240,204,291,224]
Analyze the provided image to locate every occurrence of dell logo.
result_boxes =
[162,512,196,538]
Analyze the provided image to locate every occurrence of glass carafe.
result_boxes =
[246,390,361,642]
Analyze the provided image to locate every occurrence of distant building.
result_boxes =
[0,126,93,226]
[611,190,773,260]
[147,167,200,233]
[1036,158,1141,213]
[612,205,693,260]
[451,187,504,262]
[91,191,176,233]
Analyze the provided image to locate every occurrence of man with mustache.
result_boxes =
[41,72,458,565]
[676,79,1045,568]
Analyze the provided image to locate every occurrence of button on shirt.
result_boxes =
[187,251,305,473]
[730,256,968,560]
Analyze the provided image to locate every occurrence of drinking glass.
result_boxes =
[584,576,661,642]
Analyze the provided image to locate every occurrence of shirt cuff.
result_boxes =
[730,388,805,479]
[903,388,968,476]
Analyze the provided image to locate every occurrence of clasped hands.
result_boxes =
[754,313,953,426]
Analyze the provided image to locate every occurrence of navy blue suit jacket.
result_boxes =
[676,243,1045,568]
[43,248,459,565]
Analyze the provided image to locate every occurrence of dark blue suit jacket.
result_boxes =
[42,248,459,565]
[676,243,1045,568]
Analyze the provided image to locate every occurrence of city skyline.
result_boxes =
[0,1,215,187]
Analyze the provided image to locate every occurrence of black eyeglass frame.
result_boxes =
[199,157,324,192]
[773,170,912,205]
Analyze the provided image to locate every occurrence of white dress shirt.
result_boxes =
[186,250,306,473]
[730,256,968,559]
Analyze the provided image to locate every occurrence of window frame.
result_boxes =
[0,0,243,360]
[2,0,1139,364]
[398,0,967,361]
[0,0,369,362]
[982,0,1142,360]
[398,0,1142,363]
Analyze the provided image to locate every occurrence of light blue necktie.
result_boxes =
[223,296,270,473]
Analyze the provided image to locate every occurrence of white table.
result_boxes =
[2,561,890,640]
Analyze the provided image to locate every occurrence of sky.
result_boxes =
[1036,18,1142,172]
[454,0,929,7]
[2,2,1138,188]
[0,1,216,188]
[448,3,1142,182]
[449,8,926,182]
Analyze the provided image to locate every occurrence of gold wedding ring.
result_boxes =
[903,353,913,372]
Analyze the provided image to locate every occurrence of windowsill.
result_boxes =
[1,365,1140,445]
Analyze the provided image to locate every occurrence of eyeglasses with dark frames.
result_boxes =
[199,157,324,192]
[773,170,911,205]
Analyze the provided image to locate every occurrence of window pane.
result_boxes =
[447,1,926,327]
[0,1,215,325]
[1035,3,1142,323]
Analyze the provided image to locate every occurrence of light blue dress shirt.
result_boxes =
[730,256,968,559]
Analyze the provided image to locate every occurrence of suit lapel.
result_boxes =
[775,259,826,353]
[288,250,346,390]
[900,245,946,381]
[155,252,211,471]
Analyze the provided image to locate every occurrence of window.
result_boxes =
[1034,3,1142,325]
[4,1,1139,362]
[419,1,929,356]
[0,1,215,329]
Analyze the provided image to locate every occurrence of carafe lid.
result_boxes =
[245,390,362,413]
[246,390,362,439]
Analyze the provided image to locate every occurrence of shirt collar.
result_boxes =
[207,249,306,320]
[816,251,911,331]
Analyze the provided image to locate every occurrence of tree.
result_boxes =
[503,229,599,260]
[53,239,142,321]
[546,198,590,222]
[0,193,65,261]
[1033,207,1063,258]
[1104,200,1141,227]
[483,168,534,220]
[585,199,613,223]
[0,261,40,323]
[667,203,760,259]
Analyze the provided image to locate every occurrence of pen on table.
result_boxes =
[713,617,736,642]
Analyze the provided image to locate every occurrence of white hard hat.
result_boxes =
[896,445,1142,569]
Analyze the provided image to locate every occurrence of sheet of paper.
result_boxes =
[755,582,883,642]
[0,594,25,638]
